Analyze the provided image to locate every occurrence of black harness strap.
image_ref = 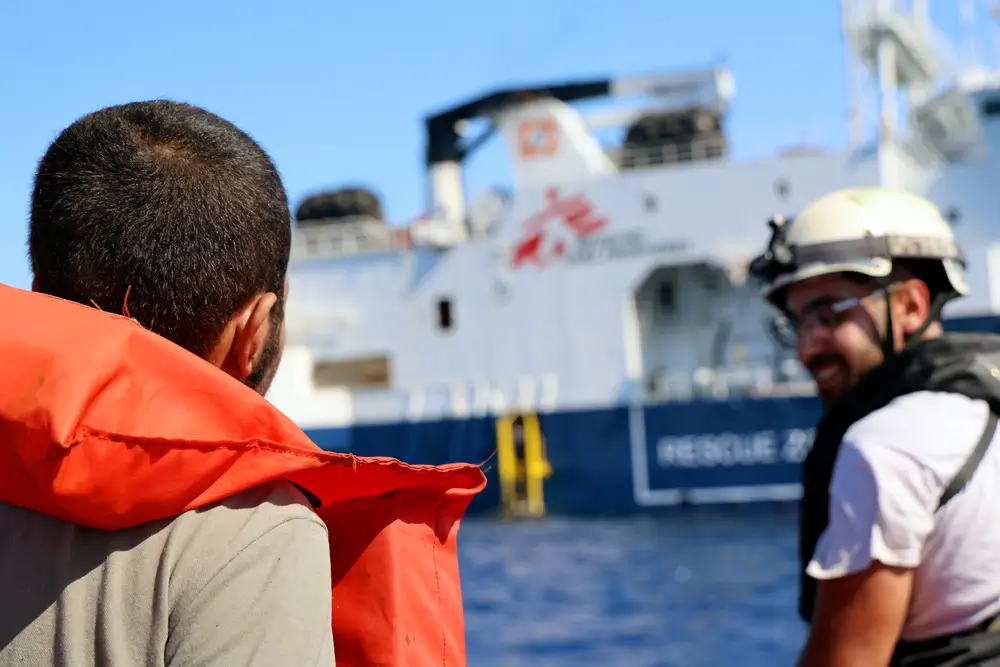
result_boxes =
[938,411,1000,511]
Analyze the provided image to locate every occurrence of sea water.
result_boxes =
[459,506,806,666]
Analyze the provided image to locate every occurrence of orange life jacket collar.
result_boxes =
[0,283,486,666]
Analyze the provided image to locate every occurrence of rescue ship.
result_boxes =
[266,0,1000,515]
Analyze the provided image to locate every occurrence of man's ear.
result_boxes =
[893,279,933,339]
[206,291,278,381]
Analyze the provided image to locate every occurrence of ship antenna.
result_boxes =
[959,0,980,67]
[841,0,864,150]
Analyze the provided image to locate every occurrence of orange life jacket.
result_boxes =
[0,282,487,666]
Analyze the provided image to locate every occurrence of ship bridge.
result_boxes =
[288,66,737,267]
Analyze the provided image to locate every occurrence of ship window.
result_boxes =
[982,99,1000,117]
[657,283,675,313]
[313,355,391,389]
[436,297,454,330]
[774,179,790,200]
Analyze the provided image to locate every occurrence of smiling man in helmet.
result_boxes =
[750,187,1000,666]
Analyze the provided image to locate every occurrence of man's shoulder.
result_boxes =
[172,479,327,547]
[166,480,336,666]
[0,478,324,542]
[834,391,993,506]
[207,478,323,518]
[846,391,990,460]
[166,479,330,605]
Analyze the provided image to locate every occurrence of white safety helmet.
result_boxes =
[749,187,969,311]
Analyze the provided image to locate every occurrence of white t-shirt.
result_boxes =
[807,390,1000,641]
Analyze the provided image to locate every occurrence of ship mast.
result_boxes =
[841,0,865,149]
[842,0,947,140]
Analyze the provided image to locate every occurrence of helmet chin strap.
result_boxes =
[881,293,897,361]
[879,282,955,361]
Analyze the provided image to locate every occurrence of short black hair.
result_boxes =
[847,259,957,323]
[890,258,953,304]
[29,100,291,356]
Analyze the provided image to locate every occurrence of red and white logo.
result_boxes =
[510,188,608,269]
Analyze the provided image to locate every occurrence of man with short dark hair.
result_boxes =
[0,100,334,666]
[29,99,290,390]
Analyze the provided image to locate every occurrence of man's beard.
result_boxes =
[807,353,853,410]
[244,318,283,397]
[810,349,883,411]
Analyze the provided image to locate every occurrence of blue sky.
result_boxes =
[0,0,987,289]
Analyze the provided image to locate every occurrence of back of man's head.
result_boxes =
[29,100,291,393]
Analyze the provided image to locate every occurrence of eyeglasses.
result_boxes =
[771,288,889,349]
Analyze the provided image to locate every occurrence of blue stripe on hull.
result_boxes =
[302,395,825,516]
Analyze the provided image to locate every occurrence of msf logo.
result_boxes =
[510,188,608,269]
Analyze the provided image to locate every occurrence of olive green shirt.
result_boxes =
[0,480,335,666]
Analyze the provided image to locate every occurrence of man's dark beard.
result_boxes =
[244,313,283,396]
[807,353,852,409]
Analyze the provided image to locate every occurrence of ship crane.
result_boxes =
[843,0,983,162]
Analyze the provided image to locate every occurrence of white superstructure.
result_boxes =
[267,0,1000,433]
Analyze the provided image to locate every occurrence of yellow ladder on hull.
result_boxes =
[495,413,552,518]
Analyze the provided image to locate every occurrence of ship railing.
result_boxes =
[290,216,411,262]
[642,362,816,404]
[344,365,818,423]
[604,134,728,170]
[349,374,561,423]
